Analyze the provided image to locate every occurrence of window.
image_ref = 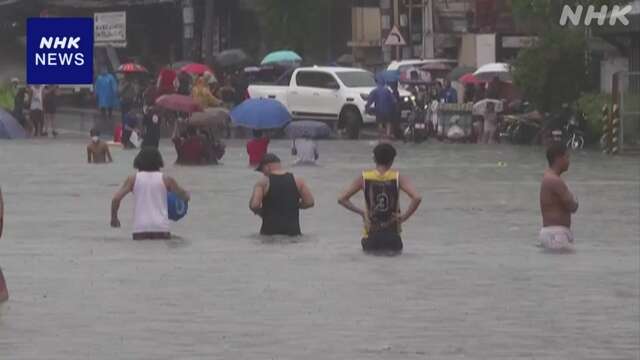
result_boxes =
[314,72,339,89]
[336,71,376,88]
[296,71,316,87]
[296,72,339,89]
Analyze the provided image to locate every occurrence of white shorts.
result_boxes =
[539,226,574,250]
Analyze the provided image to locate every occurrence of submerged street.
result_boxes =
[0,138,638,359]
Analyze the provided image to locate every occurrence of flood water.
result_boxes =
[0,137,638,359]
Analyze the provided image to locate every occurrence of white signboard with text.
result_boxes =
[94,11,126,47]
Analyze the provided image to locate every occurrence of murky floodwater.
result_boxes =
[0,136,638,359]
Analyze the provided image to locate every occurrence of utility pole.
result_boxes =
[393,0,400,60]
[327,0,332,63]
[181,0,195,60]
[202,0,215,65]
[424,0,435,58]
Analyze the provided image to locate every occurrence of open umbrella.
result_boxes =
[474,62,513,82]
[285,120,331,139]
[459,73,483,85]
[261,50,302,66]
[379,70,400,83]
[180,63,214,75]
[188,107,229,129]
[155,94,203,113]
[447,66,476,81]
[118,63,148,73]
[215,49,250,68]
[230,98,291,129]
[0,108,27,139]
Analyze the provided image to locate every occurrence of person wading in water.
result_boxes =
[111,148,190,240]
[338,143,422,253]
[539,143,579,251]
[249,154,314,236]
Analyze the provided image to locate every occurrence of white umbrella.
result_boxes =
[474,62,512,82]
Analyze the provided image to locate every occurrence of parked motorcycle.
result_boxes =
[403,85,432,143]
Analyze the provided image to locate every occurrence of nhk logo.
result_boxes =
[27,18,93,84]
[559,4,633,26]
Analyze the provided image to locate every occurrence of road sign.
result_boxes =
[384,26,407,46]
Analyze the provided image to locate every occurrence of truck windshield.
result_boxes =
[336,71,376,88]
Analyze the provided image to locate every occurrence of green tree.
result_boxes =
[510,0,625,111]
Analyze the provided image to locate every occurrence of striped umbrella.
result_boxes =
[118,63,148,73]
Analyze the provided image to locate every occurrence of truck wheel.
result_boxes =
[342,109,361,140]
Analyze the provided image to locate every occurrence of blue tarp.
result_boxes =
[0,108,27,139]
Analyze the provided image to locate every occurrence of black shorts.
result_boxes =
[362,231,403,253]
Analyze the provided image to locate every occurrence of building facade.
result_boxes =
[349,0,537,70]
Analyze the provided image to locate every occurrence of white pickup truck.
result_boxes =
[248,66,412,139]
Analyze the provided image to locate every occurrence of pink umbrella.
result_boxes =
[118,63,148,73]
[460,73,483,85]
[179,63,214,75]
[155,94,203,113]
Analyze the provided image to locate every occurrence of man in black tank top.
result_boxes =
[250,154,315,236]
[338,143,422,253]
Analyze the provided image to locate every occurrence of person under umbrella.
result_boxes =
[191,76,221,109]
[291,131,318,166]
[247,130,270,168]
[176,71,193,96]
[142,106,162,148]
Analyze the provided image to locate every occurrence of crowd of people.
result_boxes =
[365,72,508,144]
[10,78,59,138]
[96,133,577,256]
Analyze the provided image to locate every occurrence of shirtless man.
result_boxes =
[87,129,113,164]
[539,143,578,251]
[0,187,8,302]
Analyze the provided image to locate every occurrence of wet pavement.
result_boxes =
[0,137,638,359]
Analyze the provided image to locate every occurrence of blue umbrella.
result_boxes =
[230,98,292,129]
[285,120,331,139]
[261,50,302,65]
[0,108,27,139]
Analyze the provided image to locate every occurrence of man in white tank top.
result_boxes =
[111,148,190,240]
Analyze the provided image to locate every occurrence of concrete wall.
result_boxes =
[601,55,629,93]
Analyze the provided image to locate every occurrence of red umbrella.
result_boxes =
[118,63,148,73]
[155,94,203,113]
[179,63,214,75]
[460,73,483,85]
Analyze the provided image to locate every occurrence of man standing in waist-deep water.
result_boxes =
[250,154,315,236]
[0,187,8,302]
[539,143,579,251]
[338,143,422,253]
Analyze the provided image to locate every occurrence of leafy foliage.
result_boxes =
[513,29,586,111]
[510,0,626,111]
[577,92,612,143]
